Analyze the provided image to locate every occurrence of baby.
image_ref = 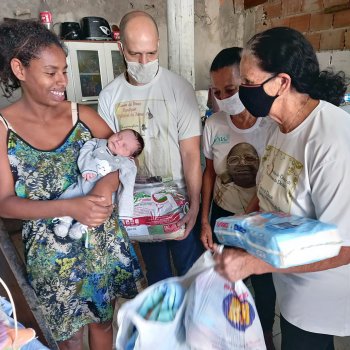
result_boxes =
[53,129,144,239]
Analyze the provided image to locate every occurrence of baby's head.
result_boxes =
[107,129,144,158]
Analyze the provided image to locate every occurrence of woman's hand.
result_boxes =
[200,221,214,250]
[214,245,267,282]
[89,172,119,205]
[68,172,118,227]
[68,195,113,227]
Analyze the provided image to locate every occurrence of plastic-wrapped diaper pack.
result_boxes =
[122,186,188,242]
[214,211,342,268]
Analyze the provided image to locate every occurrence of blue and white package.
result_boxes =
[214,211,342,268]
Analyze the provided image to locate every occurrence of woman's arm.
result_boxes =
[200,158,216,250]
[245,194,259,213]
[79,104,114,139]
[78,105,120,203]
[88,172,120,206]
[0,122,111,226]
[214,245,350,282]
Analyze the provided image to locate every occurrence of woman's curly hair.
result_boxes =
[246,27,348,106]
[0,20,66,98]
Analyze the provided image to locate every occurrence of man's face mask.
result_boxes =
[125,59,159,85]
[214,91,245,116]
[239,75,278,118]
[120,43,159,84]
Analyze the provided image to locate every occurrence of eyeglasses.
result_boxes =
[227,154,259,166]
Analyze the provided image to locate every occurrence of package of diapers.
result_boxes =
[122,186,188,242]
[214,211,342,268]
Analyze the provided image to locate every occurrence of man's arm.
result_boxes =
[97,87,118,132]
[177,136,202,238]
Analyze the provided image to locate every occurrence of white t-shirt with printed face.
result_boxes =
[98,67,201,190]
[202,111,275,213]
[258,100,350,336]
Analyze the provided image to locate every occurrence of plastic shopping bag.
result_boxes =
[184,269,266,350]
[116,251,215,350]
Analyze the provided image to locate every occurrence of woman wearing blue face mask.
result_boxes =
[200,47,276,349]
[215,27,350,350]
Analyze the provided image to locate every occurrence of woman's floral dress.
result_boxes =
[2,113,143,341]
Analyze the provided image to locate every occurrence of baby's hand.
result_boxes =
[82,172,97,181]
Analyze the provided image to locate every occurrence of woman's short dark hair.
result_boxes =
[210,47,242,72]
[246,27,348,106]
[0,20,66,98]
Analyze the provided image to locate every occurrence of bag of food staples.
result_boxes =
[122,185,188,242]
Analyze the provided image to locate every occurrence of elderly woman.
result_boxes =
[215,27,350,350]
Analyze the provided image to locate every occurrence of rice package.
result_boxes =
[122,188,188,242]
[214,211,342,268]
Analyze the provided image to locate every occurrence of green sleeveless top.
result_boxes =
[1,106,142,341]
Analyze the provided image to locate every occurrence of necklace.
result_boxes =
[266,96,310,176]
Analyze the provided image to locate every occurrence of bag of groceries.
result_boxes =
[122,184,189,242]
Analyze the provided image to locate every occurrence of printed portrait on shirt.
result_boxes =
[214,142,259,213]
[220,143,260,188]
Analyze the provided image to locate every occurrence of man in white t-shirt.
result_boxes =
[98,10,203,284]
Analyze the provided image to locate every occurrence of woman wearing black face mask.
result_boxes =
[215,27,350,350]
